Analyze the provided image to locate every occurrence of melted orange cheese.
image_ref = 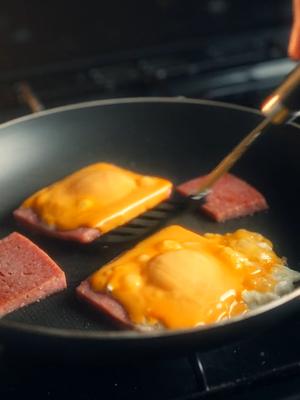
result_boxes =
[90,225,284,329]
[22,163,172,233]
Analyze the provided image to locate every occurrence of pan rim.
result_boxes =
[1,287,300,340]
[0,96,300,341]
[0,95,300,131]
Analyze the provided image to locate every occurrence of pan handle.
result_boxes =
[15,82,45,113]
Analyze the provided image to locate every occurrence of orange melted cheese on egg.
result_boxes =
[22,163,172,233]
[90,225,284,329]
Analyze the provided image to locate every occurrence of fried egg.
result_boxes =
[90,225,300,329]
[21,163,172,233]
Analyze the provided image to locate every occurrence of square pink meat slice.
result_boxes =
[13,208,100,244]
[177,173,268,222]
[76,280,132,329]
[0,232,67,317]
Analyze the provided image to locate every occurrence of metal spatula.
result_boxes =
[102,63,300,243]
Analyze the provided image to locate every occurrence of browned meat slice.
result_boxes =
[0,232,67,317]
[76,280,132,329]
[13,208,100,244]
[177,173,268,222]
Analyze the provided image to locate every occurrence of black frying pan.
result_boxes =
[1,97,300,362]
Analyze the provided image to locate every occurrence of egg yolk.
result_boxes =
[90,225,284,329]
[22,163,172,233]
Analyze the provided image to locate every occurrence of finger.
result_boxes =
[288,0,300,59]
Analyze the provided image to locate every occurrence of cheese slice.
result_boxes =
[90,225,284,329]
[22,163,172,233]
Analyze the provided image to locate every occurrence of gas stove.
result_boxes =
[0,0,295,120]
[1,1,300,399]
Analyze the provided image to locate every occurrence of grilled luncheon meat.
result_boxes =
[0,232,66,317]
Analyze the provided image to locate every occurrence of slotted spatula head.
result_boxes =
[98,190,206,243]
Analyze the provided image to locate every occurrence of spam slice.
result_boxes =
[0,232,66,317]
[76,225,297,331]
[177,173,268,222]
[14,163,172,243]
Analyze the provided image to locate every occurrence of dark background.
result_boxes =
[0,0,295,122]
[0,0,292,75]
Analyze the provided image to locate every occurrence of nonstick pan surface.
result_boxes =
[1,97,300,360]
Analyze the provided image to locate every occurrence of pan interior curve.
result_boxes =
[0,99,299,340]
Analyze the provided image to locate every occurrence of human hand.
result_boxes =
[289,0,300,59]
